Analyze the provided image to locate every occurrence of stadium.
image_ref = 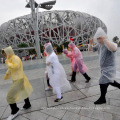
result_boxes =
[0,10,107,49]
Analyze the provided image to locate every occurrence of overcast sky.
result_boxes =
[0,0,120,40]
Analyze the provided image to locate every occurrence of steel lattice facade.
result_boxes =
[0,10,107,49]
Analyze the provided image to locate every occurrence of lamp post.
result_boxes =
[26,0,56,59]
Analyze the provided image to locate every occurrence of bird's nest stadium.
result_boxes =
[0,10,107,49]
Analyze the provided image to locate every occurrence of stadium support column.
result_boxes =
[29,0,41,59]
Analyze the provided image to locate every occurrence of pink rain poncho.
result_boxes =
[63,49,75,70]
[68,42,88,74]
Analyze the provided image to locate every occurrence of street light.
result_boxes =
[25,0,56,58]
[39,0,56,10]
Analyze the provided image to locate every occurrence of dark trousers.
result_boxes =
[46,73,51,87]
[100,80,120,99]
[47,78,51,87]
[71,72,90,82]
[82,73,91,81]
[23,97,31,108]
[10,103,19,115]
[71,71,76,82]
[10,97,31,115]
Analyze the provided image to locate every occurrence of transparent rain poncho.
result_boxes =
[4,46,33,104]
[45,44,72,94]
[45,43,53,55]
[68,42,88,74]
[93,27,118,84]
[44,43,51,78]
[94,27,108,43]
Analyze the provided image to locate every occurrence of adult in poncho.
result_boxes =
[2,46,33,120]
[45,43,72,102]
[68,41,91,83]
[89,27,120,104]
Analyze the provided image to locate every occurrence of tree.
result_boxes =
[113,36,119,43]
[17,43,28,48]
[112,36,120,47]
[40,43,43,53]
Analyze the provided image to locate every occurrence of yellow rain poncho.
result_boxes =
[4,46,33,104]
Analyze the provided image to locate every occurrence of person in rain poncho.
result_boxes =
[89,27,120,104]
[68,41,91,83]
[2,46,33,120]
[43,43,52,91]
[45,43,72,102]
[63,49,78,76]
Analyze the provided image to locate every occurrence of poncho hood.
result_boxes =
[3,46,14,57]
[94,27,108,43]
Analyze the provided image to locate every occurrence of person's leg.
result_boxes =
[94,83,109,104]
[76,60,90,83]
[69,67,73,76]
[47,78,51,87]
[56,87,62,99]
[46,73,51,87]
[45,73,52,91]
[82,72,91,83]
[109,80,120,89]
[23,97,31,109]
[9,103,19,115]
[7,83,20,119]
[54,87,63,102]
[71,71,76,82]
[70,63,77,82]
[7,103,19,120]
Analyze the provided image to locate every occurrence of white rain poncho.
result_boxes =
[45,44,72,94]
[93,27,118,84]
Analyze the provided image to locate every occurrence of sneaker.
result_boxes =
[45,87,52,91]
[7,110,19,120]
[54,96,63,102]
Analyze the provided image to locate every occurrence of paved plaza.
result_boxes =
[1,50,120,120]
